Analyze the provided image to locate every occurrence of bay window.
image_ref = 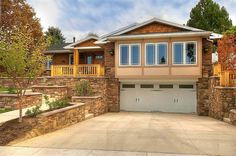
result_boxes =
[145,43,168,65]
[173,42,197,65]
[119,44,140,66]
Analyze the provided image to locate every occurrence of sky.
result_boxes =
[27,0,236,42]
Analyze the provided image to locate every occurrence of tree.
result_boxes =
[45,27,65,45]
[0,0,43,48]
[187,0,232,33]
[0,29,48,122]
[226,26,236,36]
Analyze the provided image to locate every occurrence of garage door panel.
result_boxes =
[120,83,196,113]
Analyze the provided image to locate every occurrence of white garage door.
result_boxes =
[120,83,196,113]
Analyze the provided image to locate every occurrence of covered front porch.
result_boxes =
[51,50,104,77]
[47,36,105,77]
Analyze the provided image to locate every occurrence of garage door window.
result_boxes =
[122,84,135,88]
[159,84,173,88]
[140,84,154,88]
[179,84,194,89]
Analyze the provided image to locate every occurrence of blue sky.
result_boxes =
[27,0,236,42]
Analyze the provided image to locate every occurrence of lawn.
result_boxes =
[0,108,13,114]
[0,87,16,94]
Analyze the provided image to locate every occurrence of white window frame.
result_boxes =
[45,59,52,70]
[172,41,197,65]
[145,42,168,66]
[69,54,73,65]
[119,44,141,66]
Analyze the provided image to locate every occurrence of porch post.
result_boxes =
[73,49,79,77]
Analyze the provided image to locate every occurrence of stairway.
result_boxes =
[224,109,236,125]
[85,110,94,120]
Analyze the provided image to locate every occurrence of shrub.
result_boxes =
[25,105,42,117]
[75,80,93,96]
[44,95,69,110]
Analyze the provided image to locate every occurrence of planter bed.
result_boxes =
[0,102,85,145]
[0,93,42,109]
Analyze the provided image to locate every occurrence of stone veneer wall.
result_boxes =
[32,85,68,99]
[72,96,107,116]
[209,77,236,120]
[229,109,236,125]
[0,103,85,145]
[197,38,213,115]
[0,93,42,109]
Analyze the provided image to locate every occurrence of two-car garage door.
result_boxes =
[120,83,196,113]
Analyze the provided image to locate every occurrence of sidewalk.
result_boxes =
[0,95,54,124]
[0,146,207,156]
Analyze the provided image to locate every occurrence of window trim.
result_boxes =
[119,44,141,67]
[172,41,197,65]
[145,42,168,66]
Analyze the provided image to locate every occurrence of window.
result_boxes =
[145,43,168,65]
[69,54,73,65]
[140,84,154,88]
[159,84,173,88]
[45,59,52,70]
[120,45,129,65]
[179,84,194,89]
[122,84,135,88]
[119,44,140,66]
[95,55,103,59]
[173,42,197,65]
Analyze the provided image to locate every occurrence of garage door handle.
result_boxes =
[152,90,162,91]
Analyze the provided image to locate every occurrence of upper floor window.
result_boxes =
[119,44,140,66]
[145,43,168,65]
[173,42,197,65]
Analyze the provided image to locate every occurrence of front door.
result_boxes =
[87,55,93,64]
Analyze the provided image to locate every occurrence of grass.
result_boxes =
[0,87,17,94]
[0,108,13,114]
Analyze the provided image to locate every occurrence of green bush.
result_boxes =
[44,95,69,111]
[25,105,42,117]
[75,80,93,96]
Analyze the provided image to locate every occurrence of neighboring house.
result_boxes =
[44,17,214,114]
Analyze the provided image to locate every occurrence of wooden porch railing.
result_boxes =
[51,64,104,77]
[213,63,236,87]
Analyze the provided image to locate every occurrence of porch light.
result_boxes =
[204,44,209,53]
[109,49,114,55]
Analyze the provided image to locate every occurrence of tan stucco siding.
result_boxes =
[115,37,202,79]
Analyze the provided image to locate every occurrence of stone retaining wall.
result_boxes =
[229,109,236,125]
[32,85,68,99]
[72,96,107,116]
[0,93,42,109]
[209,77,236,120]
[0,103,85,145]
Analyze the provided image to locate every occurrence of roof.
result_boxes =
[96,17,207,44]
[64,36,99,49]
[45,43,72,54]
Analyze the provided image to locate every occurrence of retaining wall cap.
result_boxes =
[32,85,67,88]
[72,95,102,99]
[230,109,236,114]
[214,86,236,89]
[0,92,42,97]
[38,103,85,117]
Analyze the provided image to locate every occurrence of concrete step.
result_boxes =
[223,117,231,124]
[85,113,94,120]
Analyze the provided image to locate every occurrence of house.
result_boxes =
[45,17,213,114]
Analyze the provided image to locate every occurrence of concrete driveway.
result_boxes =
[10,112,236,156]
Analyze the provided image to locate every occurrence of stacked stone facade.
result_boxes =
[197,38,213,115]
[32,85,68,99]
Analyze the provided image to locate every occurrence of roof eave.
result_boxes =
[108,32,212,40]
